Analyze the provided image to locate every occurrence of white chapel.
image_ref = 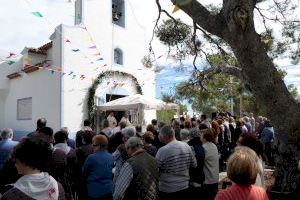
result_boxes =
[0,0,156,136]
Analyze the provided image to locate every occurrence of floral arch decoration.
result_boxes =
[87,70,143,126]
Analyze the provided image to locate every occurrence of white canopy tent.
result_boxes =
[97,94,179,125]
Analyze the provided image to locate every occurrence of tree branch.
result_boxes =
[196,25,230,59]
[192,21,199,71]
[198,64,242,80]
[149,0,163,57]
[170,0,227,38]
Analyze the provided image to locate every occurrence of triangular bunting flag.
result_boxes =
[72,49,80,52]
[24,64,31,68]
[80,75,85,80]
[96,58,104,61]
[7,61,15,65]
[93,53,101,56]
[68,71,74,75]
[6,53,15,59]
[43,63,49,68]
[32,12,43,17]
[65,39,71,43]
[172,4,180,13]
[72,74,76,79]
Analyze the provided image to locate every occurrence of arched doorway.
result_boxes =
[87,70,142,130]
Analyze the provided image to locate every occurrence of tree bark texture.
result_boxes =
[170,0,300,192]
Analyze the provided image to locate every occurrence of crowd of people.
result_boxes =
[0,111,276,200]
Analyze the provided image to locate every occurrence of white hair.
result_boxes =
[125,137,143,149]
[121,126,136,139]
[1,128,13,139]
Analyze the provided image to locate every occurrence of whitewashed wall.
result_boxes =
[0,30,62,133]
[61,0,156,132]
[3,68,61,132]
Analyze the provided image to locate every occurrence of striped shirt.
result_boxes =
[215,184,269,200]
[155,140,197,193]
[113,163,133,200]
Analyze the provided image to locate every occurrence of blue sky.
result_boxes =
[1,0,299,112]
[155,61,195,98]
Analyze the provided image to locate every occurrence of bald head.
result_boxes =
[37,118,47,130]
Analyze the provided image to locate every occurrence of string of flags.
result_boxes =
[0,2,168,89]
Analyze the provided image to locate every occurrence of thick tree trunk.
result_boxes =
[221,1,300,193]
[170,0,300,192]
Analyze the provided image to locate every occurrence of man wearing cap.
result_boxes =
[113,137,159,200]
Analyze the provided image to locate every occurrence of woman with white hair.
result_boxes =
[180,129,190,143]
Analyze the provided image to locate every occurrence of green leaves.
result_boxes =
[155,19,191,47]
